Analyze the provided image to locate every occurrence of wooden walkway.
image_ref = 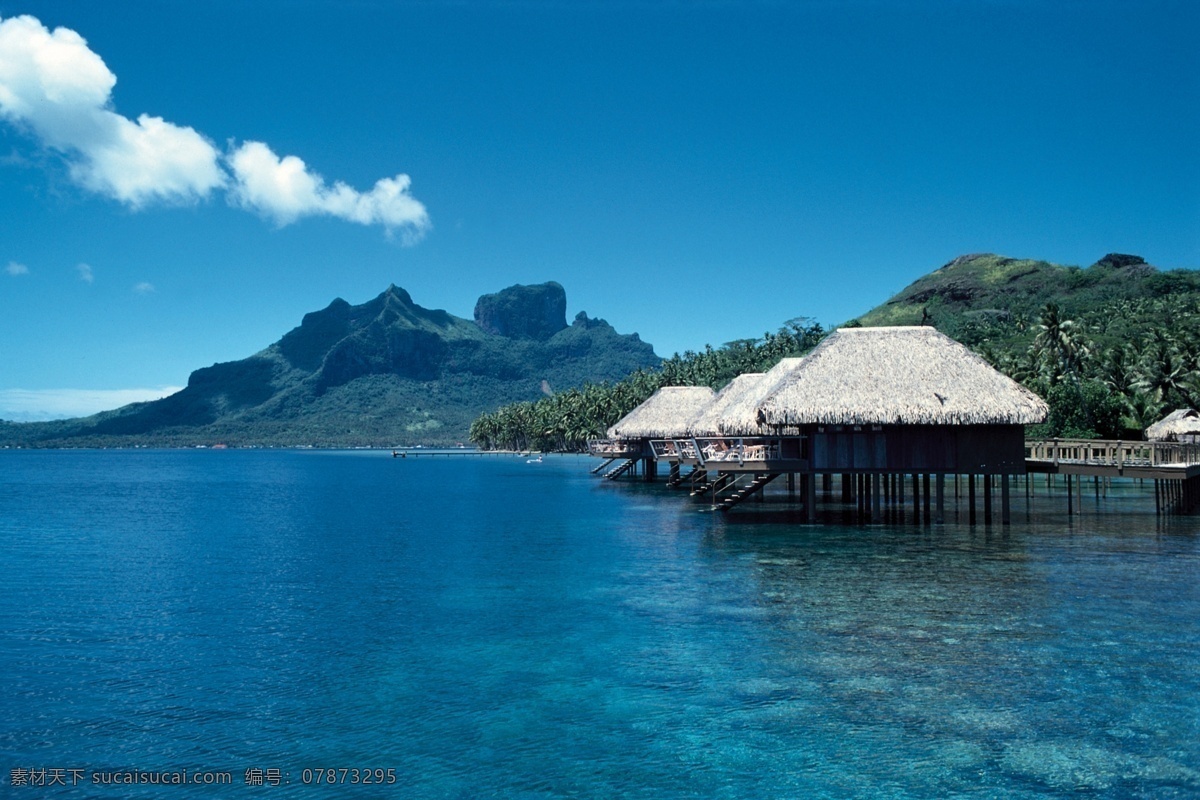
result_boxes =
[1025,438,1200,515]
[1025,438,1200,478]
[590,437,1200,519]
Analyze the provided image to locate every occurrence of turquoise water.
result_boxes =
[1,450,1198,798]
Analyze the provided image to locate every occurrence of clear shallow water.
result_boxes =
[1,450,1197,799]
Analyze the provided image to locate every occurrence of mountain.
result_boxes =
[0,282,661,447]
[853,252,1190,337]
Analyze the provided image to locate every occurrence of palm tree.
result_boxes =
[1032,303,1088,385]
[1138,332,1199,410]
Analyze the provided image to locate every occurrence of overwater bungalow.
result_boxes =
[702,327,1049,521]
[1145,409,1200,443]
[646,372,764,466]
[588,386,715,480]
[643,372,768,489]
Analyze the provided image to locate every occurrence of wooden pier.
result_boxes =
[595,436,1200,522]
[1025,438,1200,516]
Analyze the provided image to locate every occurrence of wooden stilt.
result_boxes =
[983,473,993,524]
[968,474,976,525]
[806,473,817,522]
[936,473,945,524]
[872,473,882,523]
[1067,472,1074,515]
[912,473,920,524]
[1002,474,1011,525]
[923,474,931,524]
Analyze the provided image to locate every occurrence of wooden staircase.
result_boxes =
[591,457,617,475]
[666,464,694,488]
[604,458,638,480]
[714,473,780,512]
[691,472,734,497]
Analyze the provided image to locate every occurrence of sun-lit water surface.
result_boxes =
[1,450,1197,798]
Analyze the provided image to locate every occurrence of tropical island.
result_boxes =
[1,252,1197,450]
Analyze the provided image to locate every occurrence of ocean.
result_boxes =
[1,449,1198,798]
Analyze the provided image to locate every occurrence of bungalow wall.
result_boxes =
[807,424,1026,474]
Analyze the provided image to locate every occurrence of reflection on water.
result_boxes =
[0,451,1197,798]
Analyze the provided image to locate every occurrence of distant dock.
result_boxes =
[390,449,549,458]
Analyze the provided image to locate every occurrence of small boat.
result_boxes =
[526,456,543,464]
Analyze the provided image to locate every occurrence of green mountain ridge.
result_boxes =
[0,282,661,447]
[856,252,1171,330]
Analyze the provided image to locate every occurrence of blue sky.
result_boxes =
[1,0,1196,420]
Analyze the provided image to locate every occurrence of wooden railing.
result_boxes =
[649,437,783,464]
[694,437,781,465]
[1025,438,1200,468]
[649,439,679,459]
[587,438,641,457]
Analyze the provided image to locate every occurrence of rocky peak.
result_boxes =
[474,282,568,340]
[1094,253,1147,270]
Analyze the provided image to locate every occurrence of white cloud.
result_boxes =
[133,281,154,294]
[227,141,430,238]
[5,261,28,275]
[76,262,93,283]
[0,14,430,236]
[0,14,225,206]
[0,386,183,421]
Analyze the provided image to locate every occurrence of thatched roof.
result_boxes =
[1145,409,1200,441]
[716,357,807,435]
[688,373,765,436]
[756,327,1048,426]
[607,386,716,439]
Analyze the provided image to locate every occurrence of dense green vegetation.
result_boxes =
[472,253,1200,449]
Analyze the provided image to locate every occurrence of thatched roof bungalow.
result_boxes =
[715,357,806,436]
[607,386,716,440]
[1145,409,1200,442]
[747,327,1048,474]
[688,373,765,437]
[758,327,1047,428]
